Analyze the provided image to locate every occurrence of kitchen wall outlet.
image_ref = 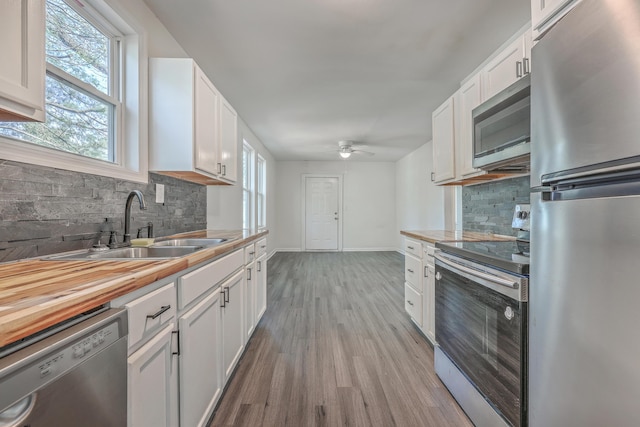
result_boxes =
[155,184,165,204]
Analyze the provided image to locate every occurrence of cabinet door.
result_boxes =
[532,0,575,33]
[222,270,244,381]
[432,95,456,183]
[256,254,267,321]
[244,262,256,340]
[128,324,177,427]
[179,288,222,427]
[0,0,45,121]
[219,96,238,182]
[457,75,482,177]
[194,66,219,176]
[481,35,525,100]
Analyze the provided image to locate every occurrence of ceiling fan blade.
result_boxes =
[353,150,375,156]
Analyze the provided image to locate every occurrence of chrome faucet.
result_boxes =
[122,190,147,246]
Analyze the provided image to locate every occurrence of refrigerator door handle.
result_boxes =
[531,185,553,194]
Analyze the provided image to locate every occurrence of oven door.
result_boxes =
[434,254,527,427]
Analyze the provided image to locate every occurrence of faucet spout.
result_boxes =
[123,190,147,245]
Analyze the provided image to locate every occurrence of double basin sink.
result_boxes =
[48,238,229,261]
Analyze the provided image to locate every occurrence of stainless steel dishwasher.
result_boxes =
[0,308,128,426]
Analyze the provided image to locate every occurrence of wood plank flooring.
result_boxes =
[209,252,472,427]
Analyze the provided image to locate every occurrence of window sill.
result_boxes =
[0,136,148,183]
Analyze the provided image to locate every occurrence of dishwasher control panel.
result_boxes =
[38,322,119,380]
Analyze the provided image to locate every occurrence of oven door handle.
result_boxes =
[433,253,518,289]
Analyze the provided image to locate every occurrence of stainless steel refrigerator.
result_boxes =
[530,0,640,425]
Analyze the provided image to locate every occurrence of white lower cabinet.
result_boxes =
[221,270,244,381]
[403,238,437,345]
[255,253,267,321]
[128,324,178,427]
[179,288,223,427]
[244,261,256,341]
[119,238,267,426]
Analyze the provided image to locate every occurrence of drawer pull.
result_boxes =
[249,251,255,255]
[261,245,266,248]
[424,266,428,278]
[247,268,252,280]
[147,305,170,320]
[407,300,414,306]
[407,269,414,273]
[221,288,226,308]
[407,246,414,250]
[257,261,262,272]
[225,287,230,303]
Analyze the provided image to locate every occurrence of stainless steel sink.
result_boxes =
[47,246,202,260]
[152,238,228,247]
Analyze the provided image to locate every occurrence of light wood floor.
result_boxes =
[209,252,472,427]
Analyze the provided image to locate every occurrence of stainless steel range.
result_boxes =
[434,204,530,427]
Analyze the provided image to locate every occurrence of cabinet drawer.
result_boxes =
[244,243,256,264]
[179,249,244,310]
[404,283,422,327]
[255,238,267,258]
[404,238,422,259]
[126,282,176,351]
[405,254,422,291]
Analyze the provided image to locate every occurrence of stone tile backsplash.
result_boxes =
[462,175,530,236]
[0,160,207,262]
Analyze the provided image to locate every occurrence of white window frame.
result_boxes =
[0,0,148,183]
[256,154,266,230]
[242,140,255,230]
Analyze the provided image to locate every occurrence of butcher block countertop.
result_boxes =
[400,229,515,244]
[0,229,268,348]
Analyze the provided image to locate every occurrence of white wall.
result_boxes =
[395,141,446,249]
[275,161,396,251]
[206,118,277,240]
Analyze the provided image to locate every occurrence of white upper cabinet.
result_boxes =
[150,58,238,185]
[456,74,483,178]
[218,95,238,183]
[480,27,532,101]
[0,0,45,122]
[432,95,456,184]
[194,66,220,177]
[532,0,578,39]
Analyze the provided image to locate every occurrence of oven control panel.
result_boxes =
[512,204,530,230]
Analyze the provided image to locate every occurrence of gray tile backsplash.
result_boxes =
[0,160,207,262]
[462,175,530,236]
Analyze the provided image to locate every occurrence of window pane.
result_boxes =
[0,74,113,161]
[46,0,110,94]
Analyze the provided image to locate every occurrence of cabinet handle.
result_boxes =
[407,300,414,306]
[407,268,414,273]
[430,172,435,182]
[424,266,428,278]
[261,245,266,248]
[217,163,222,174]
[247,268,252,280]
[222,164,226,176]
[225,287,230,303]
[172,331,180,356]
[146,305,170,320]
[407,246,414,250]
[516,61,523,78]
[249,251,255,255]
[221,288,226,307]
[257,261,262,272]
[523,57,530,75]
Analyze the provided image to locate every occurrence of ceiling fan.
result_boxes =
[335,140,374,159]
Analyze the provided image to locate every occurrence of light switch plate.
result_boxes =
[155,184,165,204]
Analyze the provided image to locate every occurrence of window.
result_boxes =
[0,0,121,163]
[242,141,254,230]
[0,0,146,183]
[257,155,266,229]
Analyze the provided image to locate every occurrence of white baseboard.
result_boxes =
[342,247,398,252]
[274,248,302,252]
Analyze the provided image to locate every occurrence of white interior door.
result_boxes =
[305,177,339,250]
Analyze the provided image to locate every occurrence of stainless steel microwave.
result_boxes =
[472,75,530,172]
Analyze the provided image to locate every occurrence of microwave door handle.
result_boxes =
[433,253,518,289]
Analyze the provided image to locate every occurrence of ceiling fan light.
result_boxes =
[339,151,351,159]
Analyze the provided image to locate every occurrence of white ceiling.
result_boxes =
[143,0,530,162]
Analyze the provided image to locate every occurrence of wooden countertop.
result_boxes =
[0,229,268,348]
[400,229,515,244]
